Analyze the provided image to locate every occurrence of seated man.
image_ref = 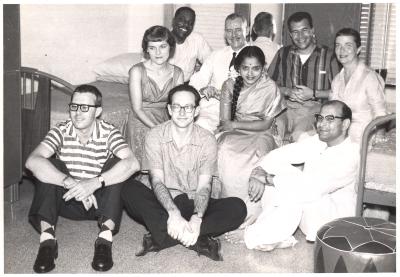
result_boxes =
[226,100,359,250]
[26,85,140,273]
[121,84,246,261]
[169,6,212,83]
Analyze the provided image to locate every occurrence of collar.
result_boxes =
[67,119,99,140]
[160,121,202,146]
[229,42,248,54]
[289,43,318,56]
[254,36,274,43]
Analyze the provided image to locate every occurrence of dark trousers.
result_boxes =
[121,181,247,249]
[29,158,127,235]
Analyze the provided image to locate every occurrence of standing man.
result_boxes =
[26,85,140,273]
[251,12,281,67]
[190,13,249,132]
[122,84,246,261]
[226,100,359,250]
[169,6,212,83]
[268,11,341,142]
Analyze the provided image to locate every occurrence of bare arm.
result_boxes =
[25,143,67,186]
[193,174,212,217]
[129,66,157,128]
[150,168,191,242]
[150,169,179,214]
[101,147,140,186]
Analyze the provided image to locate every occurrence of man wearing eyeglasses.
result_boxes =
[225,100,359,250]
[121,84,246,261]
[26,84,140,273]
[268,11,341,142]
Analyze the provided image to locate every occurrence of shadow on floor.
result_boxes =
[3,177,314,273]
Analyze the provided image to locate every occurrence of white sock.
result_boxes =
[98,230,113,242]
[40,224,55,243]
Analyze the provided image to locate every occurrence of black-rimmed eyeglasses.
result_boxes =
[68,103,100,112]
[314,114,345,123]
[170,104,195,113]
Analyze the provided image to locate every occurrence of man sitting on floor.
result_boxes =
[122,84,247,261]
[225,100,359,250]
[26,84,140,273]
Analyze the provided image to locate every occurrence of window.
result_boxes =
[360,3,396,85]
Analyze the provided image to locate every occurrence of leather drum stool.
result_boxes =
[314,217,396,272]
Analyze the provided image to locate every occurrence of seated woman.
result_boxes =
[127,25,184,163]
[216,46,286,224]
[330,27,387,144]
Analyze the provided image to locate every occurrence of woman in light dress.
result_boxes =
[127,26,184,163]
[330,28,387,144]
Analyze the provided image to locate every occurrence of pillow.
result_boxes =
[93,52,144,84]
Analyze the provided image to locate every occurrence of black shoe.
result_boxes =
[91,238,113,271]
[135,233,161,257]
[190,236,223,261]
[33,239,58,273]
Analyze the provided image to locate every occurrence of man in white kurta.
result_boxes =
[189,13,249,133]
[169,7,212,83]
[241,100,360,250]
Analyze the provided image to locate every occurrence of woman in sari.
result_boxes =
[127,26,184,163]
[216,46,286,224]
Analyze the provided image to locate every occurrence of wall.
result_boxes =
[251,3,283,45]
[20,4,164,84]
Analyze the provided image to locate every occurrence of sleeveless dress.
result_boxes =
[127,62,182,164]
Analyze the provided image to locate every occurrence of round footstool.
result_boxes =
[314,217,396,272]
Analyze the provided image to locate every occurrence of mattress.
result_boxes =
[50,81,130,129]
[365,126,396,193]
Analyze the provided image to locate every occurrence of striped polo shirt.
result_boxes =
[42,119,128,180]
[268,44,341,91]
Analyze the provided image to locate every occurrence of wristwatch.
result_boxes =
[98,175,106,189]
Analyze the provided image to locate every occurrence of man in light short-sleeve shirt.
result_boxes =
[122,84,246,261]
[26,85,140,273]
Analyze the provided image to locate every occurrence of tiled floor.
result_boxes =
[4,178,315,274]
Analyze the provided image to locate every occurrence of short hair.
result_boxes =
[174,6,196,21]
[287,11,313,31]
[253,12,273,36]
[142,25,176,60]
[234,45,266,70]
[321,100,352,121]
[335,27,361,48]
[167,84,201,107]
[71,84,102,106]
[225,13,248,27]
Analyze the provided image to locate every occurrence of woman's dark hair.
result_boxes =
[71,84,102,106]
[230,46,265,120]
[167,84,201,107]
[335,27,361,48]
[142,25,176,60]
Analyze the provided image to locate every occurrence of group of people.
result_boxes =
[26,7,388,274]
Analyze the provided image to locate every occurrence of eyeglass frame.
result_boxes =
[68,103,101,112]
[290,27,312,38]
[314,113,346,123]
[169,104,196,113]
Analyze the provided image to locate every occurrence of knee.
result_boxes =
[121,180,144,202]
[227,197,247,222]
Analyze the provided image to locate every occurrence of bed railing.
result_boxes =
[355,113,396,216]
[20,67,74,168]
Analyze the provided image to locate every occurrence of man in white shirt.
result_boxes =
[251,12,281,68]
[169,7,212,83]
[189,13,249,133]
[226,100,360,250]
